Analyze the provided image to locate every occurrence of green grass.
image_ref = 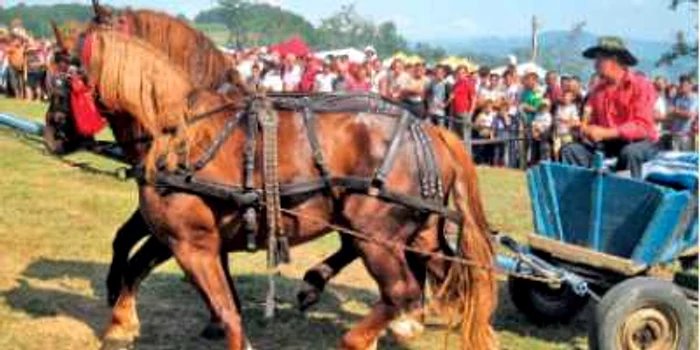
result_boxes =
[0,97,588,349]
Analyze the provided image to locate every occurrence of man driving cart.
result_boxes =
[561,36,659,178]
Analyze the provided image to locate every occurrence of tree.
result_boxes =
[218,0,251,48]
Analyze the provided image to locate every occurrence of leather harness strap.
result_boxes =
[372,111,413,190]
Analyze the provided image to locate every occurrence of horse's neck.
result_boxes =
[106,113,150,165]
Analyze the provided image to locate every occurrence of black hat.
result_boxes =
[583,36,638,66]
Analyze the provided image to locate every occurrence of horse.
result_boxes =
[47,29,496,350]
[44,1,382,326]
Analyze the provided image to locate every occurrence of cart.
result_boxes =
[496,152,698,349]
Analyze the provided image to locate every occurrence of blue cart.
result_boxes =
[496,152,698,350]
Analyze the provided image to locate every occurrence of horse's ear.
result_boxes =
[50,21,67,51]
[92,0,113,24]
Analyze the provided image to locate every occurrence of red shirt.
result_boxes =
[587,70,658,142]
[452,77,476,115]
[545,84,562,104]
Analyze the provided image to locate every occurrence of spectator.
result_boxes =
[491,100,511,166]
[554,90,581,157]
[652,76,668,134]
[669,75,698,151]
[6,35,26,99]
[402,62,430,117]
[475,100,496,139]
[427,65,450,127]
[281,54,302,92]
[544,70,562,106]
[246,64,263,92]
[503,68,522,116]
[448,65,477,148]
[478,73,503,103]
[261,62,283,92]
[476,65,490,92]
[379,58,410,101]
[314,62,336,93]
[519,71,543,124]
[531,100,553,162]
[345,63,372,92]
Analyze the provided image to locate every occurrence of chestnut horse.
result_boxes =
[48,30,496,350]
[45,3,360,322]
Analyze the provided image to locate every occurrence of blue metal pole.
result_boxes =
[0,113,44,136]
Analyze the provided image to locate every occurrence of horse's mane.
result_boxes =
[125,9,244,91]
[87,30,193,136]
[87,30,236,176]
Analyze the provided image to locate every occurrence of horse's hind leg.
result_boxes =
[298,234,358,310]
[106,210,151,306]
[340,237,425,350]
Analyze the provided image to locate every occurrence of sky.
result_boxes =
[3,0,697,42]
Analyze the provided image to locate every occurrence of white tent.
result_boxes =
[315,48,366,63]
[492,61,547,78]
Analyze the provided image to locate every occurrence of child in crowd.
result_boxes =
[475,101,496,139]
[553,90,581,157]
[531,100,553,163]
[491,100,511,166]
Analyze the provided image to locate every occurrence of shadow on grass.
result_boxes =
[3,258,414,350]
[492,280,589,347]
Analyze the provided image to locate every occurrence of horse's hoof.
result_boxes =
[101,338,134,350]
[389,315,424,342]
[200,321,226,340]
[296,286,321,311]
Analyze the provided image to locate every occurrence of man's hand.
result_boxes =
[582,125,619,142]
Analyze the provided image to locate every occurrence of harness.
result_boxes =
[132,93,460,266]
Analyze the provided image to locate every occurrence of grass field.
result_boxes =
[0,98,588,349]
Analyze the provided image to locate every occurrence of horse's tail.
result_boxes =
[433,128,497,350]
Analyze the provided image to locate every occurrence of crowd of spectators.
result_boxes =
[0,20,54,101]
[1,18,697,168]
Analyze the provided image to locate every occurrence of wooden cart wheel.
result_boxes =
[589,277,697,350]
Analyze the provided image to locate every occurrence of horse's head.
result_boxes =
[44,21,101,155]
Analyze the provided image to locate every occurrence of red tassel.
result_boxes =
[70,77,106,137]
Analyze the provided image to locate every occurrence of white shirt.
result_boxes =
[262,72,283,92]
[314,73,337,93]
[556,104,580,135]
[533,112,553,131]
[282,65,302,89]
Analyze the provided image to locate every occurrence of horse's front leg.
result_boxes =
[169,230,245,350]
[102,236,171,350]
[298,234,358,310]
[106,210,151,306]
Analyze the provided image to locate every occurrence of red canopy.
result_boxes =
[269,36,311,57]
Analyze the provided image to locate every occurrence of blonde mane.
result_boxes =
[86,30,202,175]
[88,30,193,135]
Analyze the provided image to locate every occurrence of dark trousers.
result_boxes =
[560,139,659,178]
[7,66,25,99]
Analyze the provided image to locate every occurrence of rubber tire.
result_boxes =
[589,277,698,350]
[508,275,589,325]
